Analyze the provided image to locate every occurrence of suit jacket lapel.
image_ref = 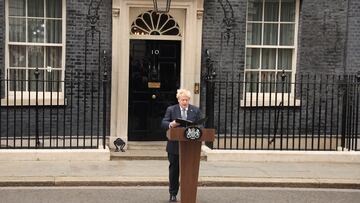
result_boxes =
[187,105,196,121]
[173,105,181,120]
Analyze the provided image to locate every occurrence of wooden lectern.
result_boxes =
[167,128,215,203]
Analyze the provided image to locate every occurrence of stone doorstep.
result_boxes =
[110,149,207,161]
[110,149,168,160]
[111,141,206,160]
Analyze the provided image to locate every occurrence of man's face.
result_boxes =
[178,96,190,109]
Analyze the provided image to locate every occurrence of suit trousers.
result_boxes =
[167,153,179,195]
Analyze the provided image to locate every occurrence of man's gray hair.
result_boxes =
[176,89,191,99]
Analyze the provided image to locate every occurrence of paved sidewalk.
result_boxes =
[0,159,359,189]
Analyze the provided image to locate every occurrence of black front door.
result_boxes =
[128,40,181,141]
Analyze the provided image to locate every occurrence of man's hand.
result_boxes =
[169,120,180,128]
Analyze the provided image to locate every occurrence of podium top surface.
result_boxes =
[166,128,215,142]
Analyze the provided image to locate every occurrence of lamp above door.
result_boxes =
[153,0,172,13]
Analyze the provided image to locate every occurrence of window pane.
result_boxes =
[28,46,44,68]
[135,19,150,32]
[9,18,26,42]
[261,72,275,93]
[46,70,62,92]
[261,48,276,69]
[281,0,295,22]
[28,19,45,42]
[278,49,292,70]
[28,0,44,17]
[46,0,62,18]
[263,23,278,45]
[9,69,26,91]
[159,14,168,29]
[28,69,45,91]
[248,0,263,21]
[276,72,291,93]
[245,72,259,92]
[46,47,62,68]
[9,0,26,16]
[46,19,62,43]
[246,48,260,69]
[247,23,262,45]
[264,0,279,21]
[162,27,180,35]
[280,24,294,45]
[9,45,26,67]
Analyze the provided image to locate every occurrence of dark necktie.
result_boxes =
[181,108,187,120]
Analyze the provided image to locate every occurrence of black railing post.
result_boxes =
[355,72,360,151]
[341,75,348,151]
[204,49,216,149]
[34,68,41,148]
[102,51,108,149]
[0,70,2,148]
[280,70,286,150]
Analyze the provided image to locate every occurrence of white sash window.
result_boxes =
[5,0,65,103]
[245,0,299,106]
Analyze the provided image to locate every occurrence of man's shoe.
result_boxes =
[169,195,177,202]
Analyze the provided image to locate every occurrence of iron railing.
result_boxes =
[0,69,110,149]
[205,73,360,151]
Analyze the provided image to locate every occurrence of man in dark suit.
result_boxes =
[161,89,202,202]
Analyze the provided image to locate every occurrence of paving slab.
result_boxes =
[0,159,359,189]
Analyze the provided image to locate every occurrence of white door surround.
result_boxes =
[111,0,204,148]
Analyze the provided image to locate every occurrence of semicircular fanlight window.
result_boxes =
[131,10,181,36]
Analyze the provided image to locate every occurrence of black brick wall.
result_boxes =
[201,0,247,76]
[200,0,359,139]
[201,0,353,80]
[0,0,4,76]
[346,0,360,73]
[297,0,348,75]
[200,0,358,101]
[0,0,113,141]
[0,0,358,146]
[66,0,112,76]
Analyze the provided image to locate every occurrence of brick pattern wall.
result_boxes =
[202,0,351,77]
[200,0,354,101]
[0,0,4,76]
[66,0,112,76]
[0,0,4,99]
[200,0,358,140]
[201,0,247,77]
[200,0,247,111]
[0,0,113,143]
[297,0,348,75]
[346,0,360,73]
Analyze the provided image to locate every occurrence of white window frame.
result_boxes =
[3,0,66,106]
[243,0,300,107]
[129,8,184,41]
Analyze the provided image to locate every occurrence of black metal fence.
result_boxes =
[0,69,110,149]
[205,73,360,151]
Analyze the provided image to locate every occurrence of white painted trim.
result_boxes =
[129,35,182,40]
[240,97,301,107]
[4,0,67,101]
[129,8,184,38]
[0,96,66,106]
[111,0,204,146]
[244,0,300,100]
